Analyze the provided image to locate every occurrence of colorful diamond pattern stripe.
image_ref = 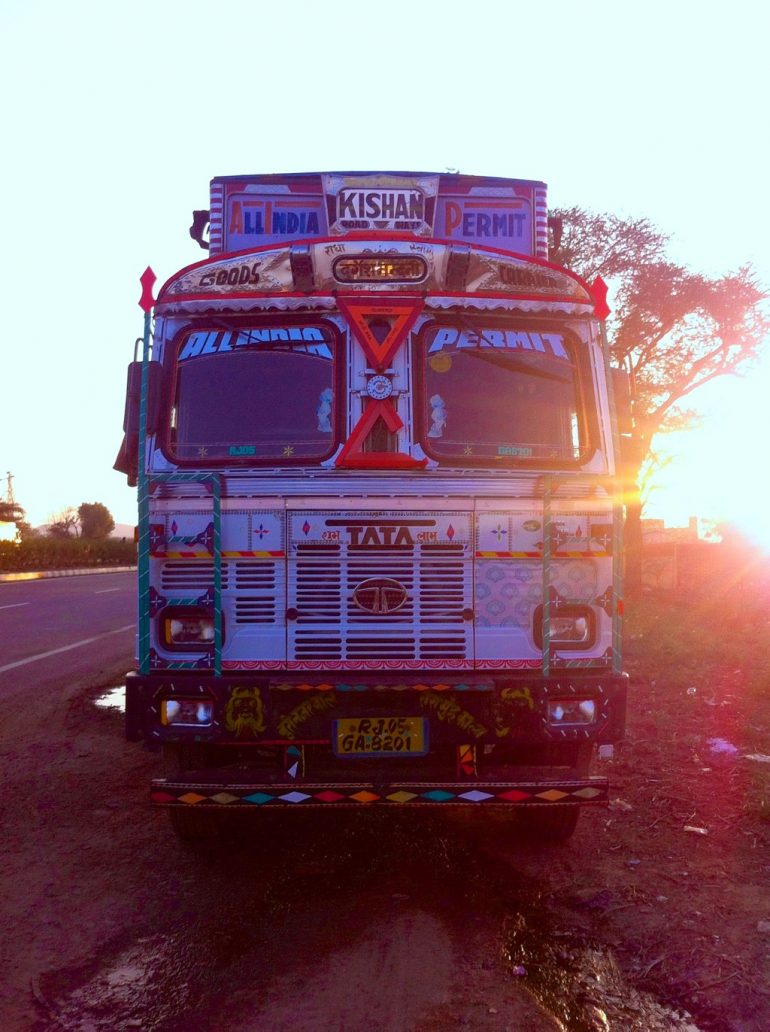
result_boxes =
[153,782,608,807]
[573,787,603,799]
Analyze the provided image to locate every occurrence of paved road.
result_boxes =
[0,571,135,688]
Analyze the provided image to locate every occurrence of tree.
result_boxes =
[48,507,80,538]
[78,502,115,540]
[551,207,769,594]
[0,501,25,524]
[15,521,39,541]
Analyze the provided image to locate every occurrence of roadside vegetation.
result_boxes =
[631,534,770,698]
[0,535,135,571]
[0,499,135,571]
[626,537,770,835]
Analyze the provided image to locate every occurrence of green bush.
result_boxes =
[0,536,136,571]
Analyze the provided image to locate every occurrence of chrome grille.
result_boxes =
[289,554,471,662]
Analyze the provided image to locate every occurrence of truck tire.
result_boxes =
[169,805,221,842]
[516,806,580,842]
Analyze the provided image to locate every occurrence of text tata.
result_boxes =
[325,525,439,546]
[428,327,568,359]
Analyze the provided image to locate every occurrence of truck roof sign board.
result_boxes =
[209,172,548,259]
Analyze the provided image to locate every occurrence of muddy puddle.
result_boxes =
[503,908,701,1031]
[32,813,706,1031]
[93,685,125,712]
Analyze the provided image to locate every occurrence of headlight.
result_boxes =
[167,617,214,644]
[547,698,596,725]
[550,615,589,642]
[161,699,214,726]
[160,607,218,649]
[534,605,595,649]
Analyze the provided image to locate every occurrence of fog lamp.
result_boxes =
[161,699,214,726]
[547,698,596,726]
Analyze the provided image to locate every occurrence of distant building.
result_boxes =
[641,517,712,591]
[641,516,700,545]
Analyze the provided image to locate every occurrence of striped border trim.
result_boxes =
[268,682,495,693]
[475,551,610,559]
[220,660,544,671]
[151,779,608,808]
[534,184,549,259]
[209,181,225,255]
[152,550,285,559]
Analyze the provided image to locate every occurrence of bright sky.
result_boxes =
[1,0,768,536]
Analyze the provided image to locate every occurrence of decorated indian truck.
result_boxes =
[117,171,627,840]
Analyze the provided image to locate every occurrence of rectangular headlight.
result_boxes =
[161,699,214,726]
[160,607,216,649]
[550,615,590,642]
[547,698,596,726]
[534,605,595,649]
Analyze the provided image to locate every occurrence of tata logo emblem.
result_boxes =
[352,578,409,615]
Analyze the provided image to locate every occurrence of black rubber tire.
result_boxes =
[516,806,581,843]
[168,806,222,842]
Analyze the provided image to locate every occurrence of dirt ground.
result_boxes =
[2,586,770,1031]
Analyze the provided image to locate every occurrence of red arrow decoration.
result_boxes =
[590,275,610,321]
[139,266,157,313]
[337,297,422,370]
[335,399,427,469]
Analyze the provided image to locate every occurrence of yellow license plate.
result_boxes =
[333,717,427,757]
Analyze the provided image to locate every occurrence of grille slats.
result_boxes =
[289,553,471,662]
[159,560,279,627]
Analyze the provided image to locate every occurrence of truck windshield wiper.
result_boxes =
[463,347,572,383]
[451,316,574,383]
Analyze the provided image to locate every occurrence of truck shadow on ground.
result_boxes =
[33,812,705,1032]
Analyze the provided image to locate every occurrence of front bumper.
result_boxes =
[151,776,609,809]
[127,670,627,746]
[131,670,625,810]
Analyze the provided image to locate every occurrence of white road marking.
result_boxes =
[0,602,31,611]
[94,588,122,594]
[0,623,135,674]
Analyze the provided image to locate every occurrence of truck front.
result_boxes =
[119,172,626,840]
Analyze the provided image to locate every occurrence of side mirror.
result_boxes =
[115,361,163,486]
[123,361,163,435]
[611,366,633,437]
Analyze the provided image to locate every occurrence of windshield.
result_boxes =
[419,322,585,463]
[170,324,337,462]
